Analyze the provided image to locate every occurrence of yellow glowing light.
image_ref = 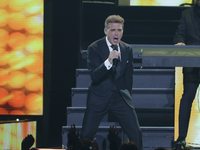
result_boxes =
[0,88,9,105]
[0,0,8,8]
[25,73,42,91]
[26,35,43,53]
[8,71,26,89]
[8,0,28,11]
[0,29,9,47]
[1,95,13,103]
[0,68,8,86]
[0,51,9,66]
[25,0,43,14]
[10,54,39,70]
[0,47,5,54]
[24,54,43,72]
[130,0,192,6]
[8,51,26,65]
[8,32,26,49]
[8,13,26,30]
[0,9,9,27]
[25,15,43,34]
[0,0,44,116]
[8,91,26,108]
[25,93,42,111]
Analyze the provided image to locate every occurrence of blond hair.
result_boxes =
[105,15,124,30]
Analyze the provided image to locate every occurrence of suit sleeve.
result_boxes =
[87,45,110,83]
[173,11,187,44]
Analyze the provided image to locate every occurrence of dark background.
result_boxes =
[1,0,191,148]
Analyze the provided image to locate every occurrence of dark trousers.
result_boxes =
[80,92,143,150]
[178,67,200,139]
[179,83,198,138]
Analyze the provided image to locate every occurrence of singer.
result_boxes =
[80,15,143,150]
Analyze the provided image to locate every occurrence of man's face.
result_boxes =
[196,0,200,6]
[104,23,123,45]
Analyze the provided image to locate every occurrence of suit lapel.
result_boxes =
[101,37,110,62]
[119,42,129,70]
[115,42,129,80]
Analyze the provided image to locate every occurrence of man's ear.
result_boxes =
[104,28,107,35]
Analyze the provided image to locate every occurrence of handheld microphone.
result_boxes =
[112,45,118,71]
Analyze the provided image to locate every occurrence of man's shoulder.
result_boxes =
[87,37,106,53]
[182,6,193,14]
[120,41,132,49]
[89,37,105,47]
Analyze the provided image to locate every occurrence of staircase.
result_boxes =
[62,68,175,150]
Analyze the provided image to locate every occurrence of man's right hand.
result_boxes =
[108,50,120,64]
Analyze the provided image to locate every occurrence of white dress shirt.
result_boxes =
[104,36,121,70]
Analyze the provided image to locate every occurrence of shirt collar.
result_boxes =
[105,36,120,51]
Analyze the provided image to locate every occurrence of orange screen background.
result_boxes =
[0,0,43,115]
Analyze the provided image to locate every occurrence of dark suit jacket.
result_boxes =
[174,5,200,45]
[86,37,134,111]
[174,5,200,84]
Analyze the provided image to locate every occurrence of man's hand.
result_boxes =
[108,51,121,64]
[21,134,35,150]
[175,42,186,45]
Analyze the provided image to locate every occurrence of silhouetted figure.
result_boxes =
[67,124,99,150]
[21,134,35,150]
[67,124,81,150]
[107,126,121,150]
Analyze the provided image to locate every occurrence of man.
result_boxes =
[172,0,200,149]
[80,15,143,150]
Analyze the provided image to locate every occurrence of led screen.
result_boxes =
[0,121,36,150]
[130,0,192,6]
[0,0,43,115]
[175,67,200,147]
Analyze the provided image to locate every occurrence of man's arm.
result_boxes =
[87,44,119,84]
[174,11,187,45]
[87,45,109,83]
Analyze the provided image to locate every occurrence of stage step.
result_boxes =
[62,126,174,150]
[66,107,173,126]
[66,68,175,149]
[75,69,175,88]
[71,87,174,108]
